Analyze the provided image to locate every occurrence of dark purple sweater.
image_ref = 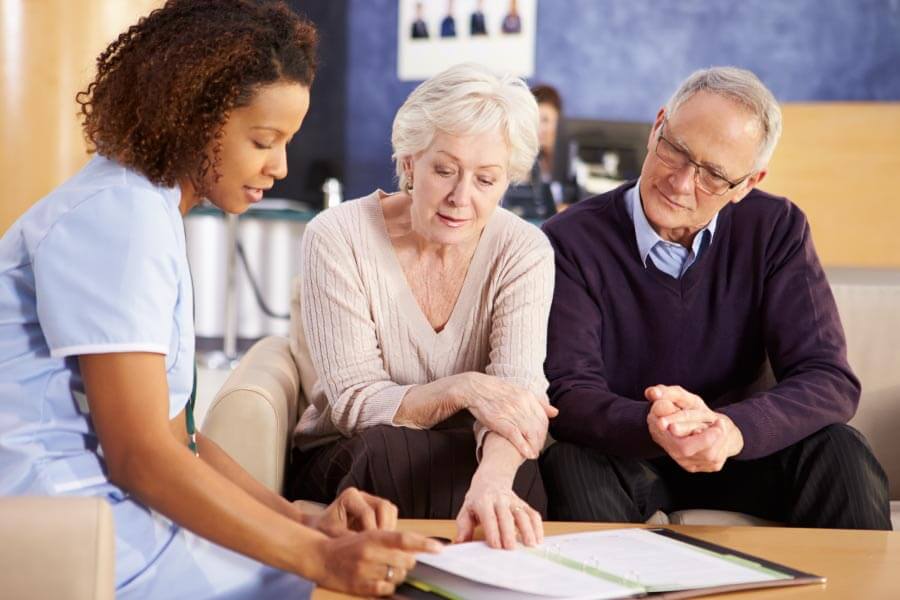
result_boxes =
[542,182,859,460]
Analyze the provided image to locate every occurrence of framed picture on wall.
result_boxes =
[398,0,537,80]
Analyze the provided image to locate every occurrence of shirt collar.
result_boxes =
[625,181,719,267]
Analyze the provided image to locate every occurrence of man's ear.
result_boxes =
[647,108,666,149]
[731,169,767,204]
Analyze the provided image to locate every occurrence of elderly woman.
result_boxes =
[287,63,557,549]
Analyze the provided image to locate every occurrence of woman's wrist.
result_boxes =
[394,376,468,428]
[449,371,479,411]
[279,523,331,580]
[473,433,522,487]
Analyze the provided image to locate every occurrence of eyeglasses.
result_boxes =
[654,122,751,196]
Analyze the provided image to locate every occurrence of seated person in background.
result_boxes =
[533,84,563,189]
[522,84,582,212]
[287,63,558,549]
[540,66,891,530]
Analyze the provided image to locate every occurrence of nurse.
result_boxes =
[0,1,438,598]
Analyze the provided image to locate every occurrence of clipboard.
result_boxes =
[396,527,824,600]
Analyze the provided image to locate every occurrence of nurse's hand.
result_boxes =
[306,487,399,537]
[312,530,442,597]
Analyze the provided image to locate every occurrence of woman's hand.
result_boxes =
[311,530,442,597]
[455,472,544,550]
[454,373,557,459]
[305,487,399,537]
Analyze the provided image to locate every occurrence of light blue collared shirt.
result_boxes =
[624,181,718,279]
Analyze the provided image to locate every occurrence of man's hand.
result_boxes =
[646,385,716,436]
[645,385,744,473]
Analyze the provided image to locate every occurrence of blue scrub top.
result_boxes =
[0,156,314,599]
[0,154,195,581]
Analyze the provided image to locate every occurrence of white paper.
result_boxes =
[415,528,789,599]
[540,529,789,592]
[416,539,640,599]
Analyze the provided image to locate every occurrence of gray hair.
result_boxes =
[391,62,539,189]
[665,66,783,170]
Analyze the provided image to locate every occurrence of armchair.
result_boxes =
[0,496,115,600]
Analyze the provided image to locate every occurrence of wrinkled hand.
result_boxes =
[306,487,399,537]
[312,529,442,597]
[455,373,558,459]
[646,385,716,437]
[455,474,543,549]
[645,385,743,473]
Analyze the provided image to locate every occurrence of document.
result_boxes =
[406,528,824,599]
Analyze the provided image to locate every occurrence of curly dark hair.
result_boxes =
[77,0,318,190]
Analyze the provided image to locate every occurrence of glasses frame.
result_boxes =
[655,120,753,196]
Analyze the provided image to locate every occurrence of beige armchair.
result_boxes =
[203,335,303,493]
[204,268,900,527]
[0,496,115,600]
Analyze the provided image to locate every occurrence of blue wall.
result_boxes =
[342,0,900,199]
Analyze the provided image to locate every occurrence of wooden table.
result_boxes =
[313,520,900,599]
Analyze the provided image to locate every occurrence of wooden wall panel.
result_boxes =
[1,0,161,235]
[763,103,900,268]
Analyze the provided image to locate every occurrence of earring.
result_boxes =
[405,174,414,192]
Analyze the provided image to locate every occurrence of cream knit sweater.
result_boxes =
[291,190,555,452]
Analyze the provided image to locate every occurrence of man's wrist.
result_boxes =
[721,414,744,457]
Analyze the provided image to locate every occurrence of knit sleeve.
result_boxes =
[297,214,413,437]
[718,202,859,459]
[474,227,556,459]
[483,229,555,394]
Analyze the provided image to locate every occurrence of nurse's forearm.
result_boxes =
[115,435,328,579]
[196,433,315,527]
[79,352,330,581]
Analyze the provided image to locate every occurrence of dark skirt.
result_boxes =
[287,421,547,519]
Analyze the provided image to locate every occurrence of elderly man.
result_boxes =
[539,66,891,530]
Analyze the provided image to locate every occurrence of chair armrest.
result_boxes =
[0,496,115,600]
[202,335,301,493]
[827,267,900,501]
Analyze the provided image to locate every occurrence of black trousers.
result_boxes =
[287,424,547,519]
[540,424,891,530]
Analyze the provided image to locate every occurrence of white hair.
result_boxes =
[391,62,539,189]
[665,66,783,170]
